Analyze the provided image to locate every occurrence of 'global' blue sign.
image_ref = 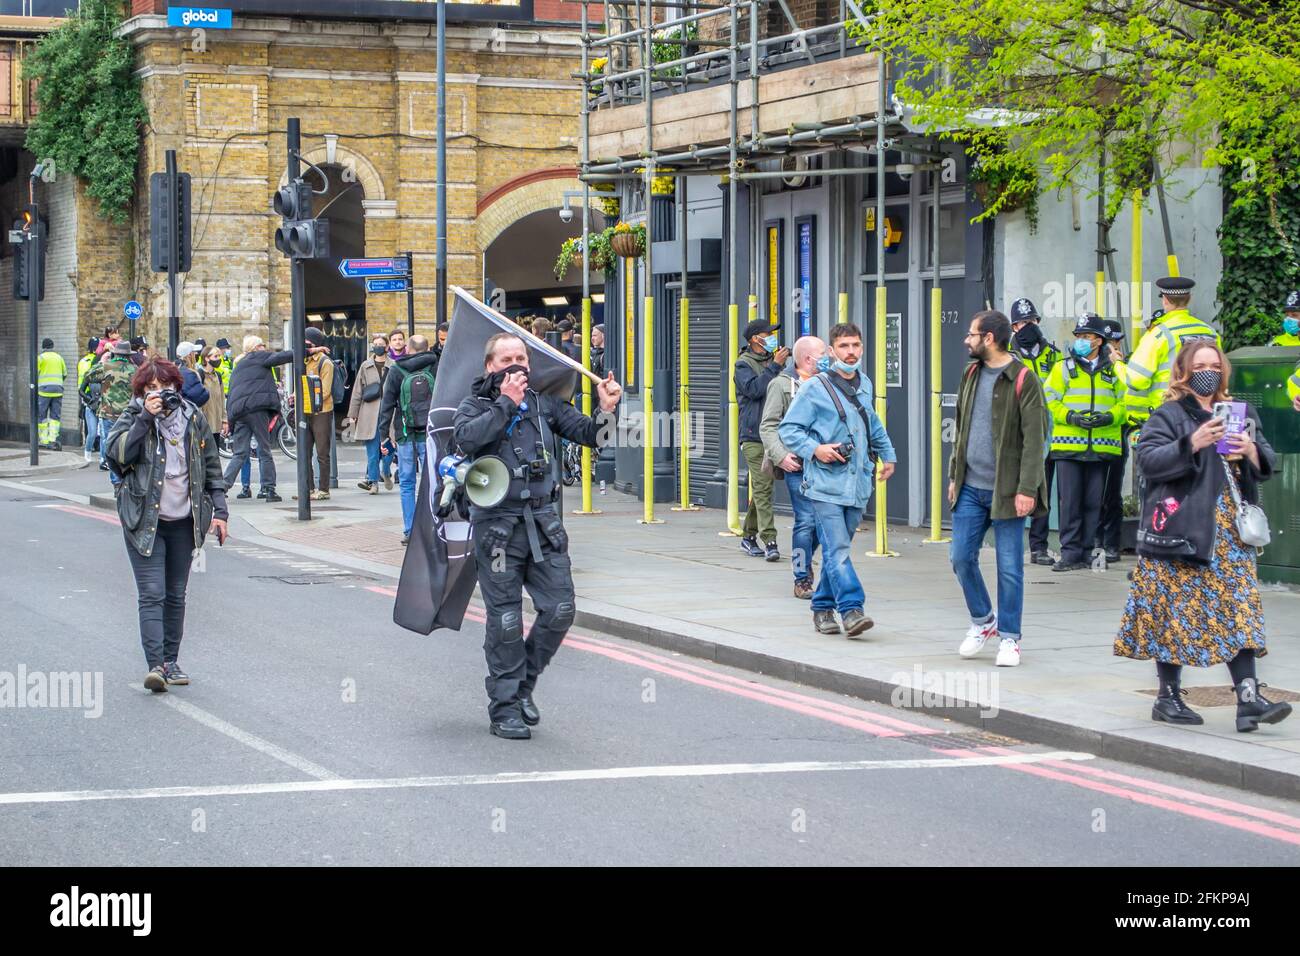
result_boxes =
[167,7,233,28]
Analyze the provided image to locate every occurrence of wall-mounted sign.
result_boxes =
[765,220,782,331]
[167,7,233,27]
[795,216,815,338]
[885,311,903,388]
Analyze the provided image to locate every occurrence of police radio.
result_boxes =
[437,454,510,510]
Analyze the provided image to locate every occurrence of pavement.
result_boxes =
[0,440,91,479]
[5,438,1299,800]
[5,478,1300,865]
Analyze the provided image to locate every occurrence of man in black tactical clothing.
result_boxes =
[453,332,623,740]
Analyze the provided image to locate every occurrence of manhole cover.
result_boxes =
[889,729,1020,749]
[250,573,376,585]
[1136,685,1300,707]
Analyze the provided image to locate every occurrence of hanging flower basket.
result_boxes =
[610,231,639,258]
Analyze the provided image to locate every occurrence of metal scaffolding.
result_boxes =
[574,0,925,543]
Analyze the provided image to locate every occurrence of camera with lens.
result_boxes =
[833,440,854,463]
[150,388,182,413]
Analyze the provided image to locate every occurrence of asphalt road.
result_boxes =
[3,487,1299,866]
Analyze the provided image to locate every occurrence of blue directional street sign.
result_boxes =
[338,257,409,279]
[124,300,143,320]
[166,6,233,28]
[365,277,410,293]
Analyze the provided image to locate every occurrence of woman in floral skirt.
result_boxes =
[1115,342,1292,732]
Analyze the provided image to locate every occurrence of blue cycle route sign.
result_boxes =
[365,277,410,293]
[124,300,143,321]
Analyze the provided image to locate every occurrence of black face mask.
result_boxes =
[1014,322,1043,350]
[474,363,529,398]
[1189,369,1221,397]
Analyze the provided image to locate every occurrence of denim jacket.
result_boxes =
[778,371,896,507]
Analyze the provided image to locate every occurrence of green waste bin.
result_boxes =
[1229,346,1300,585]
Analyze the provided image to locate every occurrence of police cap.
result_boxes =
[1072,313,1108,338]
[1284,290,1300,312]
[1155,276,1195,294]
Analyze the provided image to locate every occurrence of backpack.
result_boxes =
[399,367,436,436]
[326,358,347,405]
[964,361,1030,398]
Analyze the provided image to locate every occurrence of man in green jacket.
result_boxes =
[948,310,1049,668]
[734,318,790,561]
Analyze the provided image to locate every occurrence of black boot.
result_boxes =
[1151,681,1203,725]
[1234,678,1293,733]
[236,486,252,499]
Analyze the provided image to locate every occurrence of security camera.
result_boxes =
[558,206,574,224]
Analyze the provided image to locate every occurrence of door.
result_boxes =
[685,276,722,504]
[862,196,912,522]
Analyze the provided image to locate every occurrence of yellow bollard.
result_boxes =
[640,294,663,524]
[1130,190,1143,343]
[928,284,949,543]
[1166,254,1179,277]
[723,302,741,536]
[573,295,600,515]
[838,291,848,326]
[869,285,897,557]
[673,296,698,511]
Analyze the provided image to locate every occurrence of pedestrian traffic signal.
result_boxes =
[273,179,330,259]
[12,216,45,301]
[149,171,192,273]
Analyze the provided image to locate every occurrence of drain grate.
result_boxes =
[1136,684,1300,707]
[250,572,376,585]
[890,729,1021,749]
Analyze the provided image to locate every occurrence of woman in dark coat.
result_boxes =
[106,358,229,692]
[1115,342,1291,732]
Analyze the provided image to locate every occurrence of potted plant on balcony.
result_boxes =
[969,151,1040,233]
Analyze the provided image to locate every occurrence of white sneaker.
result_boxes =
[995,638,1021,667]
[958,617,998,658]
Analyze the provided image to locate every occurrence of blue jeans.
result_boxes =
[97,416,119,485]
[239,437,260,489]
[397,439,426,535]
[82,406,97,453]
[949,484,1026,640]
[809,499,865,614]
[784,471,820,584]
[365,434,397,484]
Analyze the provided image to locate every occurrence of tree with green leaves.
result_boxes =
[23,0,149,224]
[849,0,1300,344]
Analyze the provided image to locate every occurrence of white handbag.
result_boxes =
[1222,458,1271,549]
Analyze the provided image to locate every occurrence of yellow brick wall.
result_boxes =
[110,21,583,342]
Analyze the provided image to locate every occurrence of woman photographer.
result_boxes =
[1115,342,1291,732]
[106,358,229,693]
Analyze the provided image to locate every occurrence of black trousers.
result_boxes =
[1055,459,1108,564]
[1028,457,1056,553]
[125,516,195,669]
[1096,436,1130,552]
[303,412,332,492]
[224,409,277,491]
[473,508,576,722]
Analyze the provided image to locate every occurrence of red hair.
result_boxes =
[130,357,185,397]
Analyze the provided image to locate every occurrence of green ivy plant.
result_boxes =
[23,0,149,224]
[1216,158,1300,349]
[967,143,1040,233]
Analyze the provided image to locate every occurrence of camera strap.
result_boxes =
[818,373,872,438]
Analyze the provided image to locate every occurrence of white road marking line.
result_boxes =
[0,751,1094,806]
[129,686,340,781]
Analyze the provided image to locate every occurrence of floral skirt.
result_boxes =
[1114,487,1268,667]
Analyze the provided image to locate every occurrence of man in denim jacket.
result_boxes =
[779,322,896,638]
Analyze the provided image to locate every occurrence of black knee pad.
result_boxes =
[552,601,575,630]
[499,610,523,642]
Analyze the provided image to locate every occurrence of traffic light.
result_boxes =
[150,171,192,273]
[273,179,330,259]
[12,213,46,302]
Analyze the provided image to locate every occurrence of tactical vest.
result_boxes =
[1044,356,1126,459]
[494,391,558,510]
[1017,342,1060,384]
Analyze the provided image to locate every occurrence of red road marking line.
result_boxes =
[935,747,1300,847]
[973,744,1300,831]
[44,503,121,526]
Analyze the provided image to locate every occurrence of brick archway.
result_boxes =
[477,168,600,252]
[277,143,385,203]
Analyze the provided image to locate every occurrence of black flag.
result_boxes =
[393,286,585,634]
